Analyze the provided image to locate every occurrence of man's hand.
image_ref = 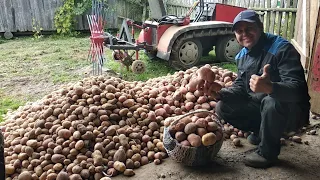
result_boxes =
[249,64,273,94]
[201,81,221,100]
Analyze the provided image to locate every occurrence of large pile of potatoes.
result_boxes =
[1,65,237,180]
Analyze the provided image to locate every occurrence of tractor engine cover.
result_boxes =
[137,27,153,45]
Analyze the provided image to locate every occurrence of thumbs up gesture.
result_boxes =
[249,64,273,94]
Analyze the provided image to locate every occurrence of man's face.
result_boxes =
[234,21,262,49]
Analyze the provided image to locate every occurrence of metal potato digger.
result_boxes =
[90,0,246,74]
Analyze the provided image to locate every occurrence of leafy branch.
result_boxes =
[54,0,148,35]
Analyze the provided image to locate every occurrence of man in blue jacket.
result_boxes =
[214,10,310,168]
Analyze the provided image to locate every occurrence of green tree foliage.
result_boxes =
[54,0,96,35]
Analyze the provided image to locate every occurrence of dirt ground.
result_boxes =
[112,119,320,180]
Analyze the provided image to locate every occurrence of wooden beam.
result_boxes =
[292,39,305,57]
[249,7,297,12]
[292,39,308,69]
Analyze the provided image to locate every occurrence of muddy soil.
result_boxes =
[112,119,320,180]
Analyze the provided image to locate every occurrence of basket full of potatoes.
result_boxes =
[163,109,224,166]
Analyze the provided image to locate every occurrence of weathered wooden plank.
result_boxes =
[105,0,117,29]
[124,1,128,18]
[254,0,258,7]
[29,0,45,32]
[75,16,84,30]
[11,0,20,31]
[258,0,264,30]
[249,7,297,12]
[282,0,290,39]
[4,0,15,32]
[259,0,264,8]
[269,0,277,34]
[82,13,90,30]
[27,0,34,31]
[265,0,271,33]
[23,0,33,31]
[275,0,284,35]
[289,0,298,40]
[293,0,301,40]
[249,0,255,8]
[50,0,58,30]
[309,0,319,55]
[240,0,246,7]
[42,0,53,30]
[307,9,320,113]
[12,0,30,32]
[235,0,240,7]
[305,0,310,66]
[0,1,7,32]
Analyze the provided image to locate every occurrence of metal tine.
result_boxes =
[87,15,92,33]
[88,0,107,75]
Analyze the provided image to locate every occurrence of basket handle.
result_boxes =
[169,109,221,127]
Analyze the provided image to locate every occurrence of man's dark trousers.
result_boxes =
[215,95,308,160]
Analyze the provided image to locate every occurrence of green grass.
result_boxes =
[200,50,216,62]
[221,63,237,72]
[106,52,175,81]
[0,35,92,122]
[0,91,24,122]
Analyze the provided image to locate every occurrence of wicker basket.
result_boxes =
[163,109,223,166]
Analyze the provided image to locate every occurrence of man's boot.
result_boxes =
[244,151,278,168]
[247,133,261,145]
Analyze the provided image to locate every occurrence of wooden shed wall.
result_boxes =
[305,1,320,114]
[292,0,320,74]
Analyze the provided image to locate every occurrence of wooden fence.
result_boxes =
[0,0,122,33]
[166,0,298,40]
[0,0,63,32]
[0,0,297,40]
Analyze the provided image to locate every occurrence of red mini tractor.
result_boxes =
[104,0,246,73]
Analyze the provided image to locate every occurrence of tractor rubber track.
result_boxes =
[170,27,232,70]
